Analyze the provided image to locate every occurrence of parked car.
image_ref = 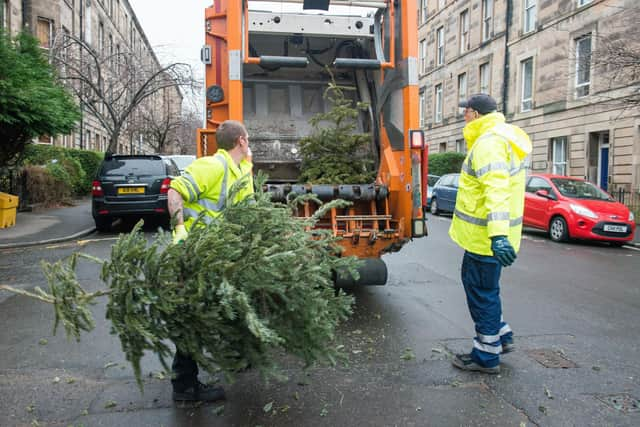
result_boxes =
[430,173,460,215]
[163,155,196,175]
[92,154,180,232]
[425,174,440,211]
[523,174,636,245]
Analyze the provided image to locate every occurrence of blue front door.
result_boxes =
[600,147,609,191]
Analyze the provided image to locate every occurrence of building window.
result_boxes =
[99,22,104,51]
[482,0,493,42]
[550,137,568,175]
[521,57,533,112]
[459,10,469,54]
[523,0,536,34]
[436,26,444,66]
[419,39,427,73]
[419,91,425,128]
[421,0,428,24]
[479,62,490,94]
[36,17,53,48]
[1,0,8,29]
[434,83,443,123]
[575,34,591,98]
[456,139,466,154]
[458,72,467,105]
[438,0,445,9]
[439,142,447,153]
[578,0,592,6]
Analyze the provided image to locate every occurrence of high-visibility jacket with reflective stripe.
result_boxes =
[169,149,254,230]
[449,112,532,256]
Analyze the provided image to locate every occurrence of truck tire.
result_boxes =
[335,258,388,287]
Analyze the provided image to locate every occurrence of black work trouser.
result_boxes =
[171,350,198,392]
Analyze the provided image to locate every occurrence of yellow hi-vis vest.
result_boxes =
[449,113,532,256]
[169,149,254,231]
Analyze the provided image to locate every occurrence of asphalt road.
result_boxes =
[1,216,639,426]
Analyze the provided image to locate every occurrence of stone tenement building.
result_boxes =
[1,0,183,154]
[418,0,640,194]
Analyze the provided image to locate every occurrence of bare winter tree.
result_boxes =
[589,4,640,109]
[173,107,201,155]
[51,33,198,153]
[130,85,184,154]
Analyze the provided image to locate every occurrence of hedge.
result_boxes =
[22,144,103,195]
[428,152,466,176]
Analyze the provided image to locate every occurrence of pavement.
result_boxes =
[0,198,96,249]
[0,199,639,249]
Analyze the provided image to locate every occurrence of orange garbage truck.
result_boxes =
[197,0,427,285]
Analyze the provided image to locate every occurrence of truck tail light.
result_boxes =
[92,180,103,197]
[410,129,425,149]
[160,178,171,194]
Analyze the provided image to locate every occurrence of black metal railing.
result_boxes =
[615,188,640,224]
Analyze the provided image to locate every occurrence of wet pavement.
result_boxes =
[0,213,639,426]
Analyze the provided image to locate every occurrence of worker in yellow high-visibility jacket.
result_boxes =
[449,94,532,374]
[166,119,254,402]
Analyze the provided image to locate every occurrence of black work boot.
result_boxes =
[172,381,226,402]
[451,353,500,374]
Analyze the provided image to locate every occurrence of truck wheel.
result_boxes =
[430,198,439,215]
[549,216,568,242]
[94,216,112,232]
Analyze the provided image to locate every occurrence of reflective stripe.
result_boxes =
[473,339,502,354]
[461,162,475,176]
[499,324,512,336]
[477,332,500,343]
[510,162,526,176]
[195,154,229,213]
[454,209,523,227]
[487,212,510,222]
[476,162,510,178]
[184,207,213,224]
[182,172,201,202]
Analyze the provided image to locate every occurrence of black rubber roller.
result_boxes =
[335,258,388,287]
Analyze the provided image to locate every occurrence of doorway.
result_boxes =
[588,131,610,191]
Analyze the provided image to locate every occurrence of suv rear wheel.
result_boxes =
[94,216,112,232]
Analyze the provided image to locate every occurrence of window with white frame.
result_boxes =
[458,72,467,105]
[1,0,8,29]
[36,17,53,48]
[438,0,445,9]
[575,34,591,98]
[419,39,427,73]
[99,22,104,51]
[479,62,490,94]
[524,0,536,33]
[435,84,443,123]
[421,0,428,24]
[419,91,425,128]
[578,0,592,6]
[482,0,493,42]
[459,9,469,54]
[436,26,444,66]
[521,57,533,111]
[550,137,568,175]
[456,139,466,154]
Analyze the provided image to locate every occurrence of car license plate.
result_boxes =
[118,187,145,195]
[603,224,627,233]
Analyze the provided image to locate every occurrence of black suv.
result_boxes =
[92,155,180,231]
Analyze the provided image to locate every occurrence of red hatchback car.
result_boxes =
[523,174,636,245]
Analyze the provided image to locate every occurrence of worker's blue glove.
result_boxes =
[172,224,188,245]
[490,236,517,267]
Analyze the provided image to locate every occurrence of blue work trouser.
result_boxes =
[461,251,514,368]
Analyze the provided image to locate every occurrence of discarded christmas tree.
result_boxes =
[298,77,377,184]
[0,173,358,389]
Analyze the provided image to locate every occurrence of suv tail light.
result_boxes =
[92,180,103,197]
[160,178,171,194]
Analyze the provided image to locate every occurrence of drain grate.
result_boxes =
[597,394,640,413]
[526,349,577,368]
